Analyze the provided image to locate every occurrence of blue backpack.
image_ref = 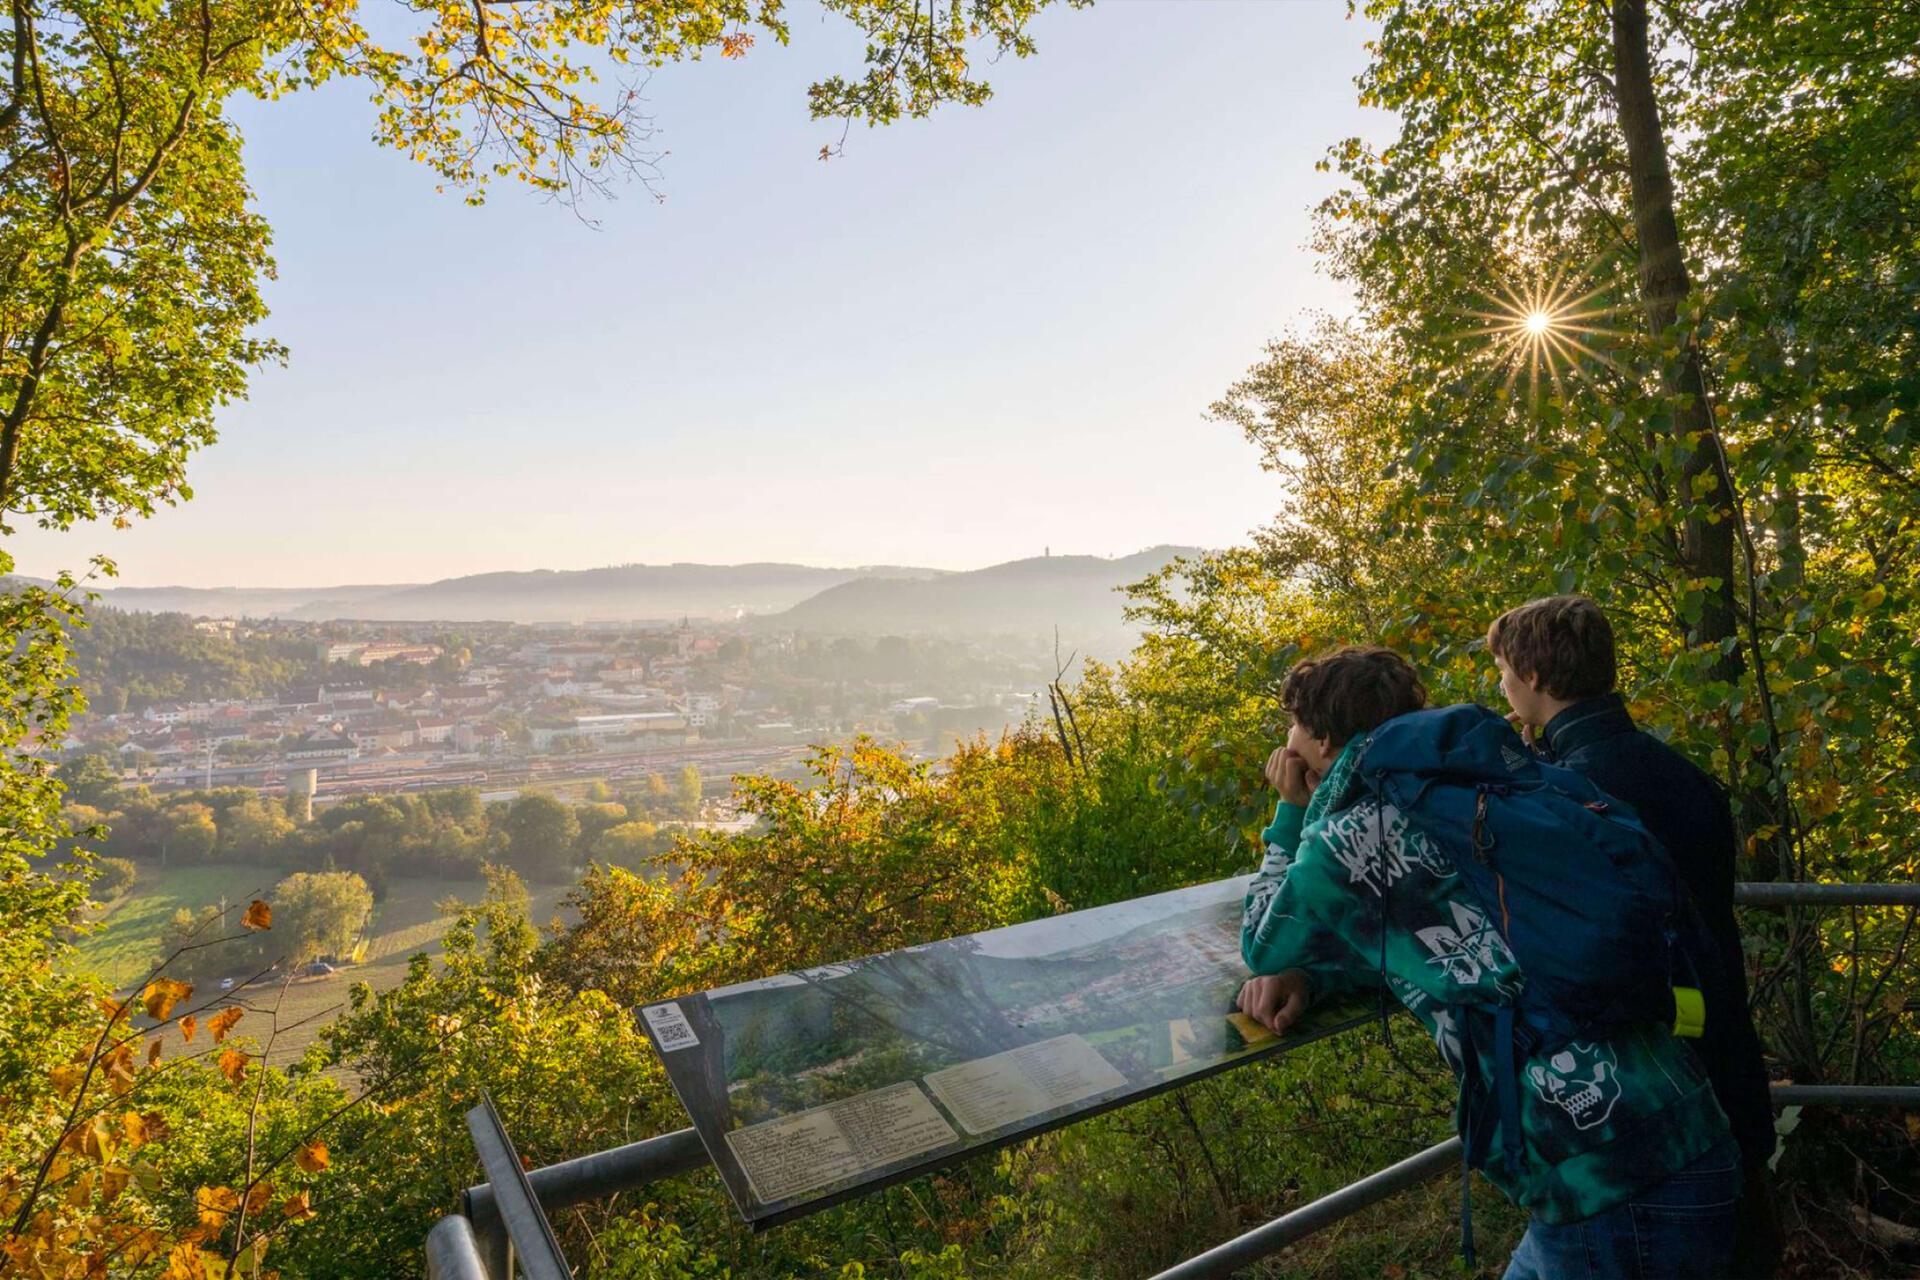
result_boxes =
[1350,704,1700,1191]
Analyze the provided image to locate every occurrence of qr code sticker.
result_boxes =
[642,1003,700,1051]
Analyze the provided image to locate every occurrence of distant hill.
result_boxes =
[90,583,415,618]
[766,547,1198,651]
[13,550,1198,632]
[286,563,945,622]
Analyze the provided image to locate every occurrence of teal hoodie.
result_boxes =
[1241,739,1730,1223]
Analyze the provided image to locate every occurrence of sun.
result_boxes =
[1447,261,1634,410]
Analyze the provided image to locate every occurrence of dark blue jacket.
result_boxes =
[1540,694,1776,1168]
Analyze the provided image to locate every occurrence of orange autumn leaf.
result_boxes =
[244,1182,273,1214]
[100,1165,130,1203]
[293,1142,329,1173]
[178,1015,197,1044]
[217,1049,249,1085]
[241,899,271,931]
[142,979,192,1021]
[281,1190,316,1221]
[147,1039,163,1068]
[208,1007,243,1043]
[122,1112,149,1147]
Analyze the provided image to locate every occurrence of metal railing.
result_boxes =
[427,882,1920,1280]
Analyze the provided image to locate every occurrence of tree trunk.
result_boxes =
[1609,0,1740,682]
[1609,0,1818,1068]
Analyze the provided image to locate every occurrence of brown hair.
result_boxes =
[1280,645,1427,747]
[1486,595,1617,700]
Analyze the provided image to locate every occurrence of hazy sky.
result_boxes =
[12,1,1386,588]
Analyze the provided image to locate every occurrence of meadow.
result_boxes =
[77,861,573,1069]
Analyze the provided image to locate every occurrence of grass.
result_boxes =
[76,861,285,989]
[73,861,571,1071]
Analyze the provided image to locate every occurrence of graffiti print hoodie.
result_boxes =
[1241,738,1731,1223]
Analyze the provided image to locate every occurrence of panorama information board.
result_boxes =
[639,876,1370,1227]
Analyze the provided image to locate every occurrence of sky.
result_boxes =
[11,0,1388,588]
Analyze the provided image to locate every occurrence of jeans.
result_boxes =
[1502,1138,1742,1280]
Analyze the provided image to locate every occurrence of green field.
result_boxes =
[75,862,572,1070]
[78,862,288,989]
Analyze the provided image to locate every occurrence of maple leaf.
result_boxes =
[241,900,272,930]
[178,1015,197,1043]
[721,31,754,58]
[293,1142,329,1173]
[142,979,192,1021]
[208,1007,244,1043]
[218,1049,249,1086]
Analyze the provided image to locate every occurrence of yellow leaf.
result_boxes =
[179,1015,197,1044]
[293,1142,329,1174]
[50,1063,86,1098]
[242,900,272,931]
[147,1039,163,1067]
[218,1049,249,1086]
[100,1165,130,1203]
[142,979,192,1021]
[244,1182,274,1214]
[281,1190,316,1221]
[195,1185,239,1230]
[160,1243,215,1280]
[209,1007,243,1043]
[81,1114,116,1162]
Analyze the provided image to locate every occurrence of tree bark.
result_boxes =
[1609,0,1740,681]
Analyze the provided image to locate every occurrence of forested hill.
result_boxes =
[766,546,1199,647]
[66,609,327,713]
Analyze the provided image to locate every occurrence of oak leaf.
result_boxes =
[241,900,272,930]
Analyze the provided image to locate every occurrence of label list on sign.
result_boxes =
[724,1082,958,1206]
[923,1034,1128,1136]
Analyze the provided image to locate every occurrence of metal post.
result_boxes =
[1772,1084,1920,1107]
[466,1092,573,1280]
[464,1125,711,1238]
[1146,1137,1463,1280]
[425,1214,488,1280]
[1734,883,1920,907]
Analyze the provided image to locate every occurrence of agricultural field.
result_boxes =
[76,862,573,1070]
